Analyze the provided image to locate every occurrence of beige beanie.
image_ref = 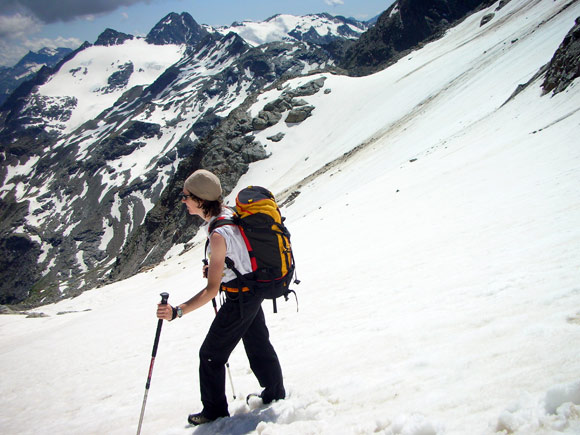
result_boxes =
[184,169,222,201]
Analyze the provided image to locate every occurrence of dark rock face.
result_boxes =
[0,234,42,304]
[103,62,134,93]
[341,0,493,74]
[0,193,43,305]
[543,17,580,95]
[146,12,209,46]
[98,121,161,161]
[94,29,134,46]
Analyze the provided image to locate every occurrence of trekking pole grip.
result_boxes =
[151,293,169,359]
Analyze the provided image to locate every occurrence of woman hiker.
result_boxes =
[156,169,286,426]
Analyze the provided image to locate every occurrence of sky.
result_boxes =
[0,0,394,67]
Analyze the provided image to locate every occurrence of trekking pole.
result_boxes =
[137,292,169,435]
[212,297,237,400]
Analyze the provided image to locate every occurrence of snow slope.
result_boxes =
[1,0,579,434]
[34,39,185,133]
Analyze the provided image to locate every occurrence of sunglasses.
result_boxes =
[179,193,195,200]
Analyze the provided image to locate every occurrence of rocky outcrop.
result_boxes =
[253,110,282,130]
[480,13,495,26]
[250,77,326,126]
[543,17,580,95]
[267,132,285,142]
[285,106,315,123]
[94,29,134,46]
[102,62,134,93]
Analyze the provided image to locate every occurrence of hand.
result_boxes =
[157,303,174,321]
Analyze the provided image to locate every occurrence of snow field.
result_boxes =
[38,39,185,132]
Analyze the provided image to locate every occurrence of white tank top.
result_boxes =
[206,207,252,283]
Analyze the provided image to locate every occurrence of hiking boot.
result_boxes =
[261,387,286,404]
[187,412,213,426]
[246,388,286,405]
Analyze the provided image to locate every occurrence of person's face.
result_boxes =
[181,190,202,216]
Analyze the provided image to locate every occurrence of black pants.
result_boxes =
[199,292,285,419]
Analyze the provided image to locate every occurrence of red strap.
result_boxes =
[238,226,258,271]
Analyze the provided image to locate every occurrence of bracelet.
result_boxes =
[171,306,177,320]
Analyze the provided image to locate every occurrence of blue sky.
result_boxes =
[0,0,395,67]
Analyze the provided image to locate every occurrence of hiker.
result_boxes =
[156,169,286,426]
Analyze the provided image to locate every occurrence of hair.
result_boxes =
[191,193,222,218]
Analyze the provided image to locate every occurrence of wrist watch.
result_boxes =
[176,306,183,318]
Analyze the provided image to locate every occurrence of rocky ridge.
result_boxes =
[340,0,495,74]
[543,15,580,94]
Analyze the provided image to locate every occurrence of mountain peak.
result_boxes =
[94,28,134,47]
[146,12,210,46]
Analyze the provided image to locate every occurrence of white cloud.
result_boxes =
[0,13,41,39]
[23,36,82,52]
[0,41,26,66]
[324,0,345,6]
[0,13,81,67]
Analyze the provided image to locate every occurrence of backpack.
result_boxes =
[206,185,299,313]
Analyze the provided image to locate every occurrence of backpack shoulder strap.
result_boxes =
[208,216,236,234]
[208,206,238,232]
[204,211,239,260]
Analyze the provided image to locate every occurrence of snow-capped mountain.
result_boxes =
[146,11,210,45]
[1,1,579,433]
[0,12,359,306]
[0,47,73,106]
[213,13,369,46]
